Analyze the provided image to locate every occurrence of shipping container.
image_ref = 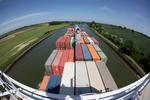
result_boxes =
[66,37,71,49]
[93,44,102,52]
[59,62,75,95]
[96,61,118,91]
[46,75,58,93]
[87,37,94,45]
[81,44,92,61]
[59,50,69,75]
[87,44,100,61]
[91,37,99,45]
[55,75,62,93]
[86,61,105,93]
[45,49,58,75]
[75,61,91,95]
[97,52,107,63]
[75,44,84,61]
[83,37,90,44]
[67,28,73,32]
[39,75,50,91]
[80,37,85,44]
[60,37,67,49]
[70,37,75,49]
[56,36,63,49]
[52,50,63,75]
[68,49,74,62]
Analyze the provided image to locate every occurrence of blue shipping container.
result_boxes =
[46,75,58,93]
[81,44,92,61]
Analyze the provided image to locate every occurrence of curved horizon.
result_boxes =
[0,0,150,36]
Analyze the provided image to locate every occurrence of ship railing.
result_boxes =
[0,70,150,100]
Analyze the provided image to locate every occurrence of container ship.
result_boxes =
[0,25,149,100]
[40,25,117,95]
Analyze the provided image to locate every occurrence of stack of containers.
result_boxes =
[59,50,69,75]
[59,62,75,95]
[46,75,58,93]
[80,37,85,44]
[70,37,75,49]
[68,49,74,62]
[87,37,94,45]
[91,37,99,45]
[60,37,66,49]
[93,44,107,63]
[52,50,63,75]
[96,61,118,91]
[56,37,63,49]
[86,61,105,93]
[39,75,50,91]
[76,61,91,95]
[87,44,100,61]
[75,44,84,61]
[45,49,58,75]
[81,44,92,61]
[66,37,71,49]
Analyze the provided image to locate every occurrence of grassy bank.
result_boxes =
[87,24,146,77]
[0,23,70,71]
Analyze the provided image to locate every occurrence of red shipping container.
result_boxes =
[61,37,67,49]
[58,50,69,75]
[68,49,74,62]
[66,37,71,49]
[91,37,99,45]
[52,50,63,75]
[56,37,63,49]
[83,37,90,44]
[75,44,84,61]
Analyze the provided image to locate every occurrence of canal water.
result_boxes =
[7,24,138,89]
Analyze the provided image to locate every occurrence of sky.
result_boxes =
[0,0,150,36]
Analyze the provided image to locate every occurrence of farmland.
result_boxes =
[101,24,150,56]
[0,23,70,71]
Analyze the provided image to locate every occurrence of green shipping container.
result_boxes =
[70,37,75,49]
[93,44,102,52]
[97,52,107,63]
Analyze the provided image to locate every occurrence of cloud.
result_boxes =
[98,6,114,14]
[0,12,50,27]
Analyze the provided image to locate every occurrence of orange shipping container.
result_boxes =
[68,49,74,62]
[87,44,100,61]
[80,37,85,44]
[67,28,72,32]
[39,75,50,91]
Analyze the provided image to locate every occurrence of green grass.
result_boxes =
[101,24,150,56]
[88,24,145,76]
[0,23,70,71]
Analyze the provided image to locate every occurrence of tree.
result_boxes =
[119,40,139,55]
[139,55,150,72]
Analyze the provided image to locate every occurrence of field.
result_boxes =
[0,23,70,71]
[101,24,150,56]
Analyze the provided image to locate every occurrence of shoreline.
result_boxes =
[4,25,70,73]
[87,25,145,78]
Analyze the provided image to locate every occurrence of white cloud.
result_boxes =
[98,6,114,14]
[0,12,50,27]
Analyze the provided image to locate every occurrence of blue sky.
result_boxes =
[0,0,150,36]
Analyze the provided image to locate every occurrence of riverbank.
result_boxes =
[0,23,70,72]
[87,24,146,77]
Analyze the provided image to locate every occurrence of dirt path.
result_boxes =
[0,28,35,43]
